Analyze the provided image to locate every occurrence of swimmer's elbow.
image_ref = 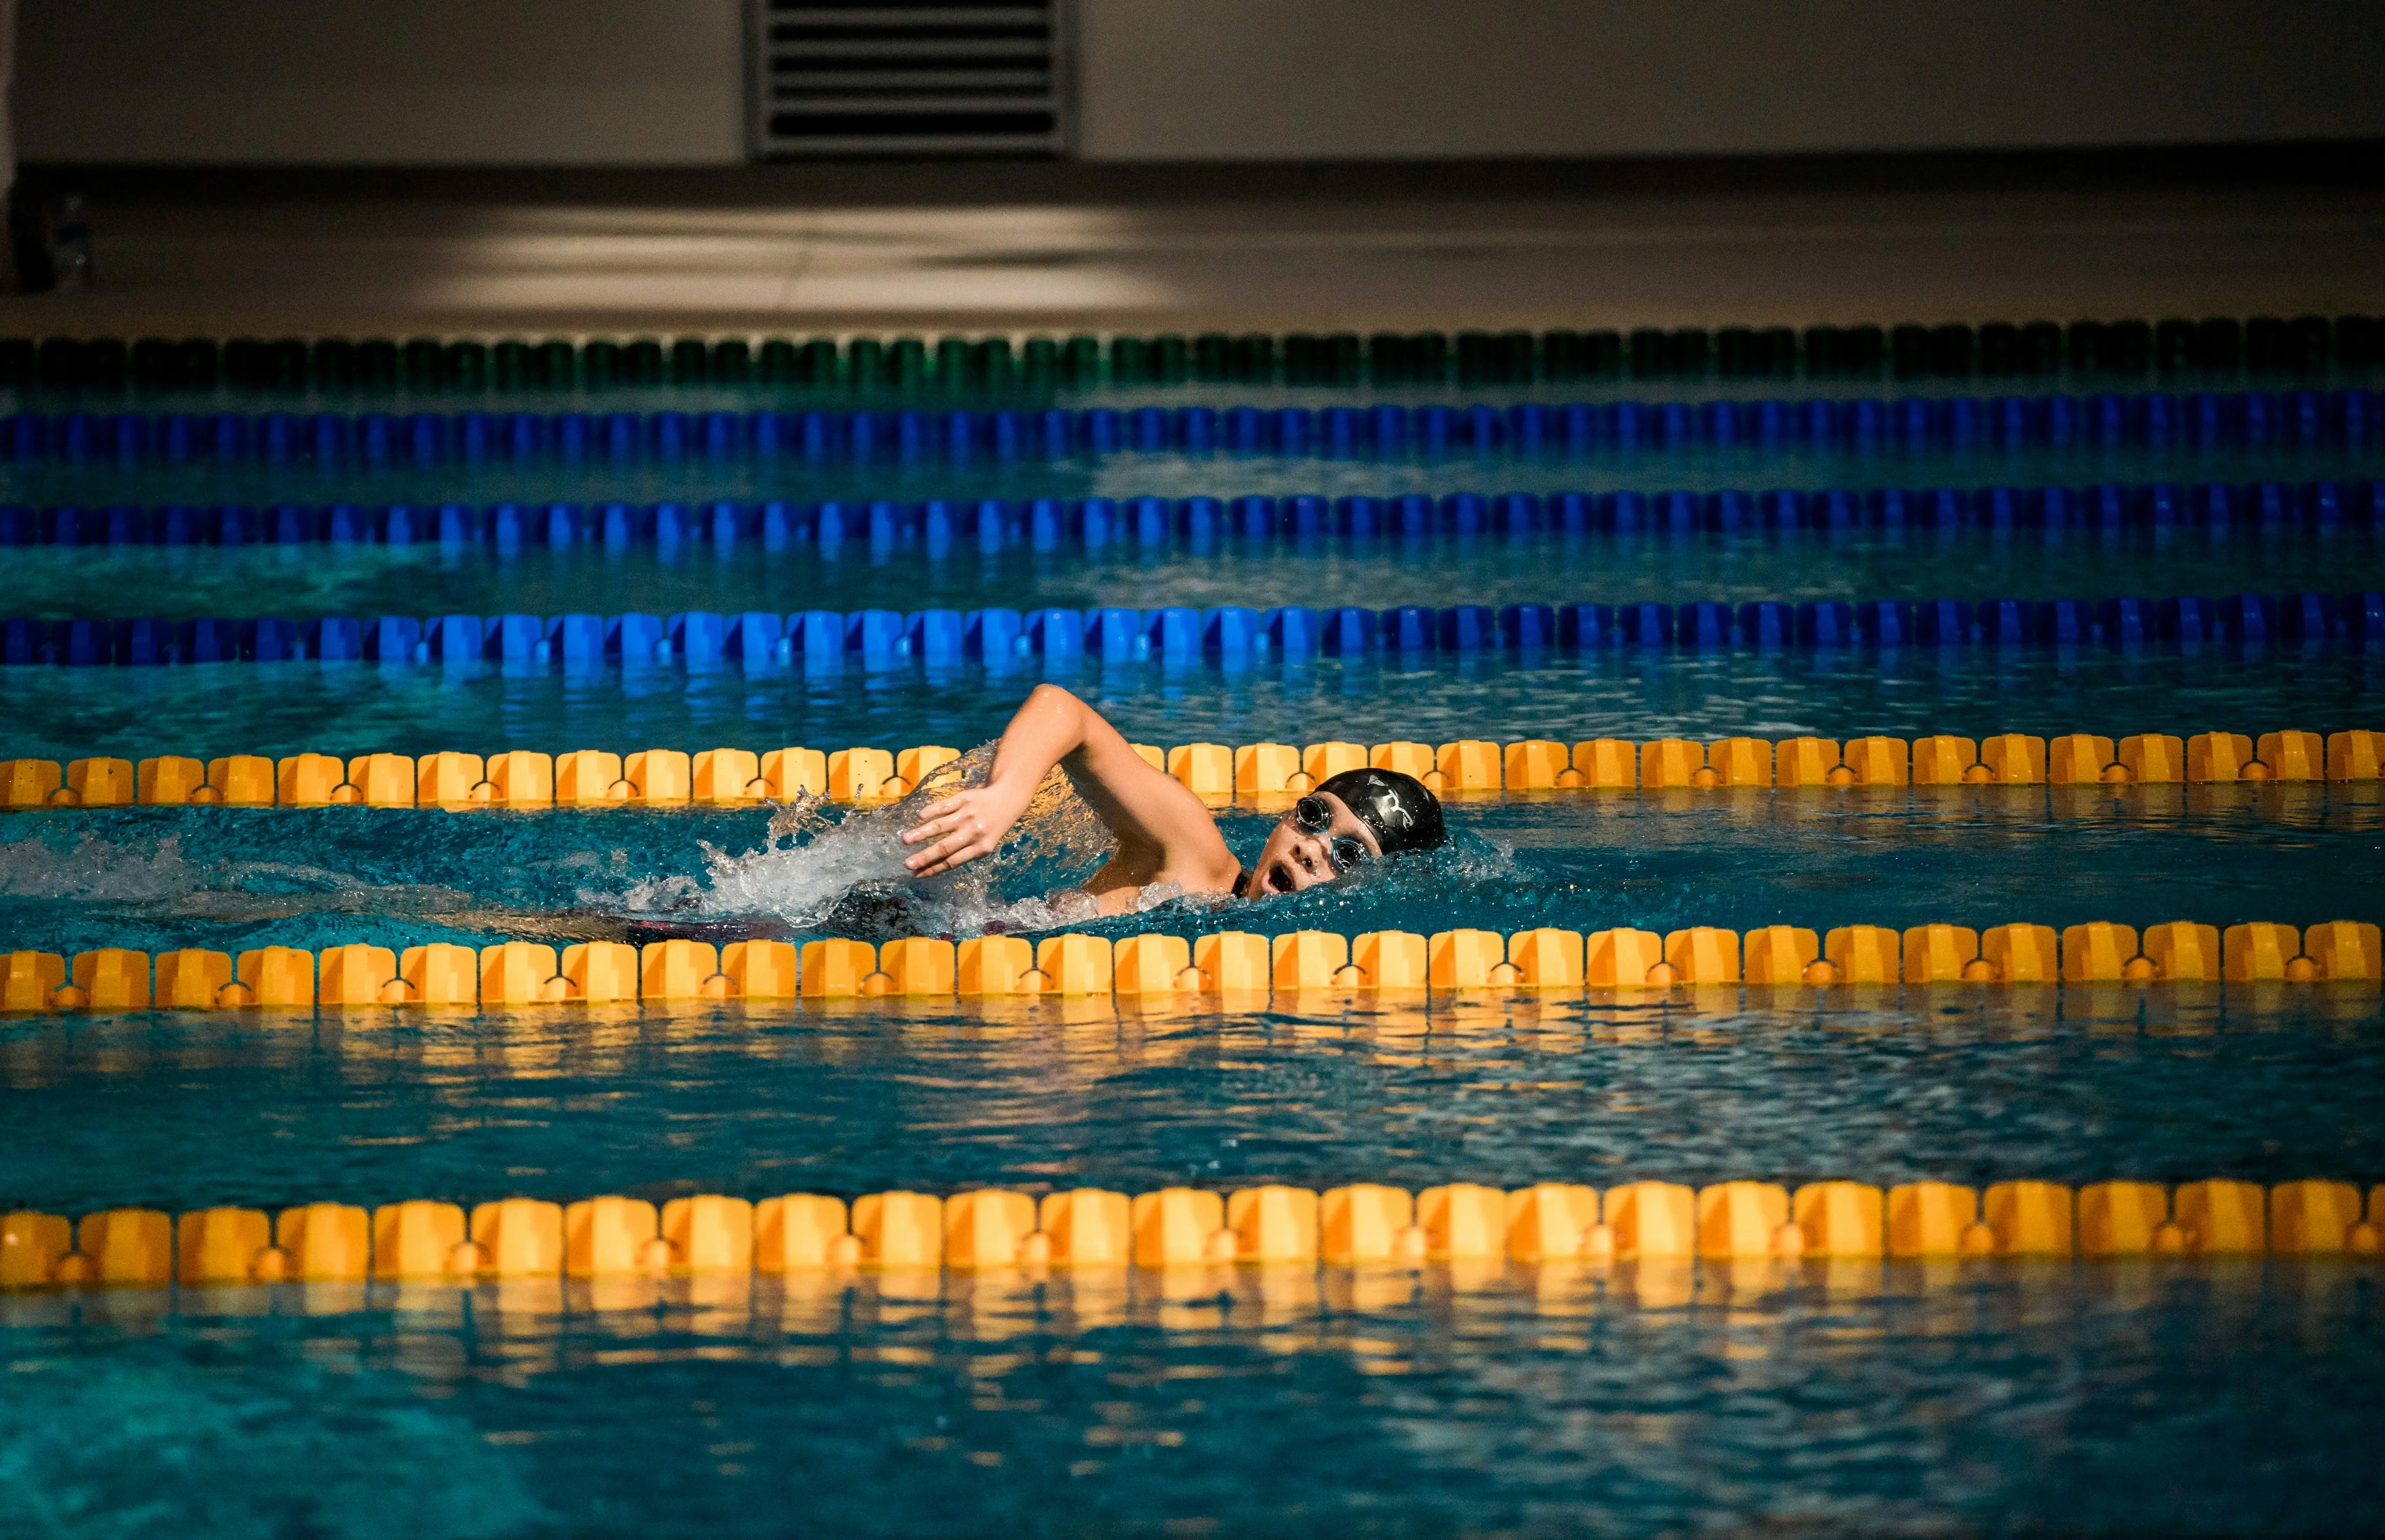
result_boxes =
[1028,683,1094,734]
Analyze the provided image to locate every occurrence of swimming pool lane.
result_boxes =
[2,778,2378,957]
[4,517,2379,623]
[4,347,2381,1538]
[2,640,2381,765]
[6,1247,2379,1538]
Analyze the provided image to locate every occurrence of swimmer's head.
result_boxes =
[1245,769,1446,896]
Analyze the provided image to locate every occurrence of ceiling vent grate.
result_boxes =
[750,0,1068,157]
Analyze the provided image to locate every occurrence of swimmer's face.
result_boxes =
[1249,792,1381,896]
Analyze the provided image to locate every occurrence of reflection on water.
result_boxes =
[5,1258,2381,1538]
[4,990,2380,1217]
[2,640,2380,769]
[4,1253,2365,1342]
[1,518,2379,622]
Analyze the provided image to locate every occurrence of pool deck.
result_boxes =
[6,152,2384,338]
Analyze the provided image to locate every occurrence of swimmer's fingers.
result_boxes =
[906,828,993,878]
[902,813,992,874]
[900,813,977,856]
[901,795,974,845]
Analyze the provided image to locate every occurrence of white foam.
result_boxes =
[580,742,1521,934]
[0,831,211,902]
[0,830,485,923]
[584,743,1121,933]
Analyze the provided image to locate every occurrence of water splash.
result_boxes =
[0,830,482,924]
[583,742,1526,938]
[0,831,216,902]
[589,743,1122,934]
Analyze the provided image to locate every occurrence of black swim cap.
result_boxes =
[1315,768,1446,857]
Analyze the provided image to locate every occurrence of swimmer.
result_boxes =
[407,685,1446,949]
[899,683,1446,906]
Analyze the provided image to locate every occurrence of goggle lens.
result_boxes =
[1288,795,1371,875]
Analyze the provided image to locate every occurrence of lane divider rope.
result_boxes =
[6,730,2381,810]
[8,315,2378,395]
[6,1176,2380,1291]
[0,388,2378,471]
[12,586,2385,669]
[7,918,2381,1013]
[7,480,2377,558]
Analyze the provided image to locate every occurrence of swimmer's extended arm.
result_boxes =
[901,684,1239,892]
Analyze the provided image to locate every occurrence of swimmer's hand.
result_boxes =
[904,683,1236,894]
[901,781,1033,878]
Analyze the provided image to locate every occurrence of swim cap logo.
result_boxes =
[1313,766,1446,857]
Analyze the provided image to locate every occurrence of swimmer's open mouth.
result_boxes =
[1263,862,1295,894]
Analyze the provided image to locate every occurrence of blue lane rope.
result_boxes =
[1,478,2378,550]
[7,592,2379,668]
[0,387,2378,471]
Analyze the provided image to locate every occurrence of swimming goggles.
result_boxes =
[1292,795,1373,875]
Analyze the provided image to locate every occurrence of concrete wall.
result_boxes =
[15,0,745,164]
[14,0,2383,166]
[1076,0,2385,160]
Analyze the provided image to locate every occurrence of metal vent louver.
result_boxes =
[750,0,1067,157]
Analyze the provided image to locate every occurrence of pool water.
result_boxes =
[4,783,2384,958]
[6,995,2385,1536]
[4,360,2384,1537]
[8,1257,2379,1538]
[2,521,2379,624]
[0,642,2377,768]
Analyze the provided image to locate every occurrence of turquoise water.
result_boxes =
[3,373,2382,1536]
[6,998,2385,1536]
[0,645,2376,764]
[0,523,2378,622]
[8,972,2385,1211]
[4,782,2383,959]
[5,437,2376,516]
[7,1258,2379,1538]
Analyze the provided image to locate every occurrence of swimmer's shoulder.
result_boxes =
[1089,868,1247,916]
